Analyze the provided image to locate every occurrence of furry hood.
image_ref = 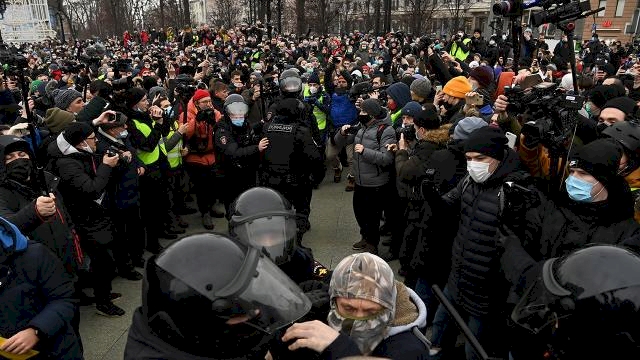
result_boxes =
[423,123,452,146]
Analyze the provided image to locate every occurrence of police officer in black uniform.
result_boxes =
[124,233,312,360]
[214,94,267,214]
[260,88,322,245]
[509,244,640,359]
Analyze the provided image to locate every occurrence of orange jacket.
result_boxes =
[180,99,221,166]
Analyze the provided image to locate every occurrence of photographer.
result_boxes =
[302,72,331,159]
[95,113,144,279]
[334,99,396,254]
[181,89,222,229]
[446,29,472,63]
[434,76,472,124]
[125,88,171,253]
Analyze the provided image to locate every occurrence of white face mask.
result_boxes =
[80,140,93,154]
[309,86,318,94]
[467,160,493,183]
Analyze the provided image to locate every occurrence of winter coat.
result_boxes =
[95,129,142,210]
[444,149,527,317]
[180,100,221,167]
[322,282,428,359]
[0,172,79,275]
[501,179,640,305]
[0,229,82,360]
[47,134,114,245]
[214,117,262,189]
[124,307,271,360]
[334,114,396,187]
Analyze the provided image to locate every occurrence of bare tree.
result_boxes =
[407,0,439,35]
[440,0,473,34]
[210,0,242,28]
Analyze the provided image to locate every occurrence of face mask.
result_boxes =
[458,33,464,37]
[117,130,129,139]
[502,35,507,40]
[467,160,493,183]
[164,106,173,117]
[376,60,383,65]
[327,309,392,355]
[230,116,245,126]
[80,140,93,153]
[358,114,371,124]
[309,86,318,94]
[6,158,33,182]
[489,40,496,45]
[388,101,397,111]
[565,175,598,202]
[596,121,609,134]
[584,102,592,117]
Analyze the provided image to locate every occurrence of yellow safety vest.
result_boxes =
[303,85,327,131]
[391,109,402,125]
[161,121,183,169]
[451,38,472,62]
[132,119,161,165]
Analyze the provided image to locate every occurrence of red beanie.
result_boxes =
[192,89,210,102]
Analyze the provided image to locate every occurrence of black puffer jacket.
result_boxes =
[502,178,640,305]
[444,149,527,317]
[96,128,141,210]
[47,133,114,245]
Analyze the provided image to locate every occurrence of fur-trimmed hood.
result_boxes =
[423,123,452,147]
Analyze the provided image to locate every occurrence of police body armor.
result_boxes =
[262,118,299,185]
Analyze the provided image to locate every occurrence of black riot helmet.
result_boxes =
[279,68,302,96]
[601,120,640,176]
[142,232,310,357]
[512,245,640,359]
[229,187,298,265]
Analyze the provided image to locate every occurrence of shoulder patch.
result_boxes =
[268,123,294,133]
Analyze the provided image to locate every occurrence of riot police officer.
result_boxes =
[509,244,640,360]
[124,232,311,360]
[214,94,268,213]
[260,96,322,245]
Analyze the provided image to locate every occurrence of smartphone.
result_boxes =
[506,132,517,149]
[435,84,443,92]
[466,93,484,106]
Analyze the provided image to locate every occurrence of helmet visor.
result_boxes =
[281,77,302,92]
[217,253,311,334]
[233,215,297,265]
[226,102,249,116]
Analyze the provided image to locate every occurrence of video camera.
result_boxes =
[349,81,389,104]
[506,82,584,151]
[0,43,28,75]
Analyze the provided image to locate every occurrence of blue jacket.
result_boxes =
[0,217,82,359]
[329,93,357,128]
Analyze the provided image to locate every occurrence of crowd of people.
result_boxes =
[1,20,640,359]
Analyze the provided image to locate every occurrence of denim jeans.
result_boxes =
[429,286,499,360]
[413,277,440,327]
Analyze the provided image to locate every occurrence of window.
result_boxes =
[615,0,625,17]
[598,0,606,17]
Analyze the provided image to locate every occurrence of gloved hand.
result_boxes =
[521,121,542,148]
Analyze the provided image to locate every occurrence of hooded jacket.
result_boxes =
[322,282,428,359]
[46,133,114,244]
[181,99,221,167]
[334,111,397,187]
[0,218,82,359]
[0,138,79,274]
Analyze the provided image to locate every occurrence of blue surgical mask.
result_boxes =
[164,106,173,117]
[565,175,597,202]
[117,130,129,139]
[231,117,245,127]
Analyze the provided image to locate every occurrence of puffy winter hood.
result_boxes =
[386,281,427,338]
[56,132,81,156]
[0,217,28,263]
[423,123,452,147]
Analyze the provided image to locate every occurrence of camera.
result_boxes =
[111,76,132,92]
[397,125,416,142]
[344,125,361,135]
[105,146,130,164]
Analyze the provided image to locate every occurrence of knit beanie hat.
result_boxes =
[602,97,637,117]
[308,71,320,84]
[463,126,508,161]
[469,66,494,89]
[126,87,147,109]
[361,98,384,118]
[410,77,432,99]
[142,77,158,93]
[413,105,440,130]
[568,138,622,186]
[386,82,412,110]
[63,121,94,146]
[192,89,211,102]
[453,116,488,140]
[443,76,472,99]
[44,108,76,133]
[52,88,82,111]
[588,85,625,109]
[401,101,423,118]
[30,80,43,93]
